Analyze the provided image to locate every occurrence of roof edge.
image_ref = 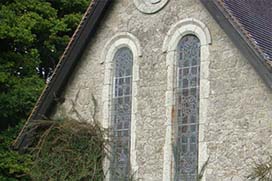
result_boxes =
[200,0,272,89]
[13,0,112,150]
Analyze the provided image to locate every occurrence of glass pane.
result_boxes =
[175,35,200,181]
[111,47,133,180]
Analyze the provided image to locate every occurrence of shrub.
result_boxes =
[0,122,32,180]
[27,119,107,181]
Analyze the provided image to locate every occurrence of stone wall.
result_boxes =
[52,0,272,180]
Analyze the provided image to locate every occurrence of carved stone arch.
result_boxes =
[162,18,211,181]
[102,32,142,64]
[133,0,169,14]
[162,18,211,52]
[102,32,142,180]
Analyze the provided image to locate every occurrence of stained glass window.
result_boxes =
[111,47,133,180]
[175,35,200,181]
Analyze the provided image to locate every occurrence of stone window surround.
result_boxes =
[162,18,212,181]
[101,32,142,180]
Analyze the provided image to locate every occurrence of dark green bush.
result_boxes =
[0,122,32,180]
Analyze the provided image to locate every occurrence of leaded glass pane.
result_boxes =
[111,47,133,180]
[175,35,200,181]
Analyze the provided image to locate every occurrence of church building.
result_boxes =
[14,0,272,180]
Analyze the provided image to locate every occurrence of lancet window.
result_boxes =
[111,47,133,180]
[175,35,200,181]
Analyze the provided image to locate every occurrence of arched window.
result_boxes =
[162,18,211,181]
[111,47,133,180]
[102,32,141,180]
[174,35,200,181]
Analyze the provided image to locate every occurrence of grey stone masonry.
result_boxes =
[52,0,272,180]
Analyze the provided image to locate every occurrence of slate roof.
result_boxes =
[218,0,272,64]
[201,0,272,85]
[14,0,272,150]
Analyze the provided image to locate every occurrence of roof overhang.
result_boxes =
[201,0,272,89]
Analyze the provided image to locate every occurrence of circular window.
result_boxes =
[133,0,168,14]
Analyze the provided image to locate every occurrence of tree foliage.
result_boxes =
[0,122,32,180]
[0,0,90,180]
[0,0,90,129]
